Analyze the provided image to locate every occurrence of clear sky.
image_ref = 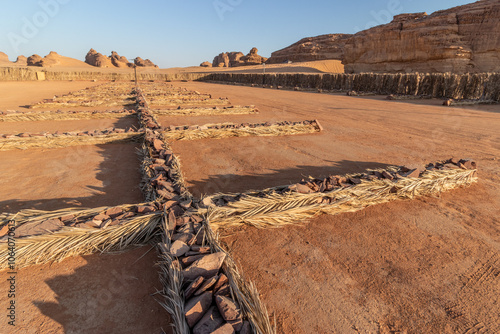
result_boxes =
[0,0,474,68]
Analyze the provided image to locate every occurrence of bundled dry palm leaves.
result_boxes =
[0,111,135,122]
[152,106,258,117]
[0,132,142,151]
[0,204,161,270]
[163,121,320,142]
[205,167,478,229]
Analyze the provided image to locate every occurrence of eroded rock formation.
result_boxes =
[85,49,114,68]
[134,57,158,68]
[15,55,27,65]
[212,48,267,67]
[27,54,44,67]
[110,51,133,68]
[343,0,500,73]
[266,34,352,64]
[200,61,212,68]
[85,49,157,68]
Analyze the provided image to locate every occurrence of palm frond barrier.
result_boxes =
[0,110,136,122]
[162,120,323,142]
[0,132,142,151]
[152,106,258,117]
[0,205,162,270]
[156,208,275,334]
[202,159,478,229]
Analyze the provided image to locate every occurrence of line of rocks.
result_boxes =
[0,127,139,139]
[166,214,250,334]
[443,98,498,106]
[136,86,254,333]
[203,158,477,207]
[0,203,163,240]
[163,120,323,132]
[136,88,192,206]
[0,109,135,116]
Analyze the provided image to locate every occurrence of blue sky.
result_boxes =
[0,0,473,68]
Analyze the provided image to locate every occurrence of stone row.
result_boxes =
[0,127,138,139]
[135,86,261,333]
[205,158,478,207]
[0,204,162,240]
[166,214,251,334]
[163,119,322,132]
[0,108,134,116]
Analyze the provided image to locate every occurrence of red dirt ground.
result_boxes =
[164,82,500,333]
[0,246,171,334]
[0,143,144,213]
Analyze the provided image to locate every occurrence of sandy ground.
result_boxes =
[162,82,500,333]
[0,143,143,213]
[0,81,102,110]
[0,246,170,334]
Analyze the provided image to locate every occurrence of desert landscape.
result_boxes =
[0,0,499,333]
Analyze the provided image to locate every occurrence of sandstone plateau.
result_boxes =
[264,0,499,74]
[343,0,500,73]
[266,34,352,64]
[212,48,267,67]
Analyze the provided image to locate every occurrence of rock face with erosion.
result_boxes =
[343,0,500,73]
[110,51,133,68]
[134,57,158,68]
[267,34,352,64]
[15,55,27,65]
[200,61,212,67]
[27,54,44,67]
[0,52,10,64]
[212,48,266,67]
[85,49,114,68]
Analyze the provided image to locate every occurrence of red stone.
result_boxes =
[185,291,213,328]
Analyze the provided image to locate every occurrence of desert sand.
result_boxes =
[0,75,498,333]
[0,246,171,334]
[165,81,499,333]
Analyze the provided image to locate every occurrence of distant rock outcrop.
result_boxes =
[27,54,44,67]
[0,52,10,63]
[212,48,266,67]
[343,0,500,73]
[200,61,212,68]
[237,47,268,66]
[110,51,133,68]
[15,55,27,65]
[85,49,114,68]
[134,57,158,68]
[85,49,158,68]
[266,34,352,64]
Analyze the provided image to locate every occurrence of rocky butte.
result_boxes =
[342,0,500,73]
[211,48,267,67]
[266,34,352,64]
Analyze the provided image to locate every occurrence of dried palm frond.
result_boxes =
[0,213,161,269]
[0,112,134,122]
[206,168,478,229]
[204,219,275,334]
[152,106,258,117]
[156,217,190,334]
[163,122,319,141]
[0,132,142,151]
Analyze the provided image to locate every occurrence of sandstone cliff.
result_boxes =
[343,0,500,73]
[267,34,352,64]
